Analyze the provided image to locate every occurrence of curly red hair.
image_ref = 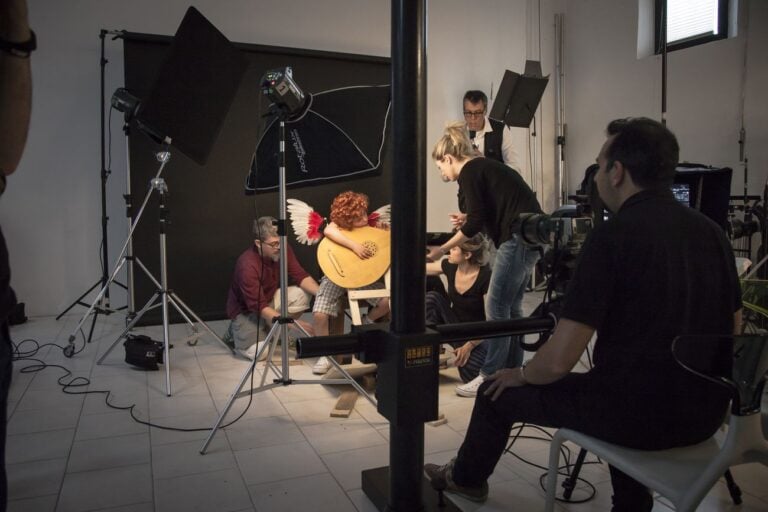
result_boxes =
[330,191,369,229]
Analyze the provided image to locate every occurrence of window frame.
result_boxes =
[654,0,729,53]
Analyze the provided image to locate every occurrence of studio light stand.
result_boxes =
[56,30,129,341]
[200,68,374,454]
[62,89,234,397]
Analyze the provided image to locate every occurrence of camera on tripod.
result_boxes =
[518,204,594,296]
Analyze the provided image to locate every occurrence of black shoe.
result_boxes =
[424,459,488,503]
[222,331,236,352]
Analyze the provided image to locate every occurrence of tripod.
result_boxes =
[64,149,233,395]
[56,30,128,340]
[200,118,374,454]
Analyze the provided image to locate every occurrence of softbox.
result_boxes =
[249,85,391,192]
[136,6,248,166]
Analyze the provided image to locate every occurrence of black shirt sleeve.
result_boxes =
[458,170,487,238]
[559,225,616,330]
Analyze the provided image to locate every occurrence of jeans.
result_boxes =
[481,235,539,376]
[425,291,485,383]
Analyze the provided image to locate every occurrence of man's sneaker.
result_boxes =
[240,341,269,362]
[456,374,485,397]
[424,459,488,503]
[312,356,332,374]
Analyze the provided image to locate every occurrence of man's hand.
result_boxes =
[294,318,314,336]
[484,368,525,401]
[449,213,467,229]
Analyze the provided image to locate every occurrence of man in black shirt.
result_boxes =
[425,118,742,511]
[1,0,34,508]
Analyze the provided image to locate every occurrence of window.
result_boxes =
[655,0,729,53]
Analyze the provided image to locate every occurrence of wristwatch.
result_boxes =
[0,30,36,58]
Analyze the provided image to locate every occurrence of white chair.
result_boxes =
[544,334,768,512]
[347,269,390,326]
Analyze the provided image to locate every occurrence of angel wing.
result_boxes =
[368,204,391,229]
[286,198,325,245]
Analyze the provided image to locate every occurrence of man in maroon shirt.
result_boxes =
[225,216,319,357]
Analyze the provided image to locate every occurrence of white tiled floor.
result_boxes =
[5,305,768,511]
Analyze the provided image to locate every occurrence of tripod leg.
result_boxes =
[86,307,100,344]
[56,279,101,320]
[562,447,588,500]
[168,292,232,353]
[200,335,271,454]
[64,257,128,357]
[259,323,284,387]
[724,469,742,505]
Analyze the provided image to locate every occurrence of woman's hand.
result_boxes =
[449,213,467,229]
[453,341,476,367]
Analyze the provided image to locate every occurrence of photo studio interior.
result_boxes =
[2,0,767,511]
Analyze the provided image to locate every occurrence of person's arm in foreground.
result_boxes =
[484,318,595,401]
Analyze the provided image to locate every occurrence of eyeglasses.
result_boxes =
[261,240,280,249]
[463,110,485,118]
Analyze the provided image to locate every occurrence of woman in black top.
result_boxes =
[428,122,542,397]
[425,234,490,383]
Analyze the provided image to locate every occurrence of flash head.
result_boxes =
[111,88,141,121]
[260,67,308,118]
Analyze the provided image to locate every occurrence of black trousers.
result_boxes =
[425,291,486,383]
[0,321,11,512]
[449,374,708,512]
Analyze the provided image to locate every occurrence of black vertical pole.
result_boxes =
[99,30,111,306]
[660,0,668,126]
[389,0,427,510]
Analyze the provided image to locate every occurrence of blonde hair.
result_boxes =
[432,121,476,161]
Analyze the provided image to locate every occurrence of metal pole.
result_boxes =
[554,14,567,207]
[278,120,291,380]
[99,30,111,309]
[389,0,427,510]
[157,180,172,396]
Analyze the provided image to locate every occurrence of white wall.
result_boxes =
[5,0,550,316]
[563,0,767,198]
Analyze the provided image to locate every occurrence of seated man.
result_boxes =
[425,118,742,511]
[225,216,319,358]
[312,191,390,374]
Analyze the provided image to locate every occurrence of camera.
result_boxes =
[518,205,593,252]
[517,204,594,297]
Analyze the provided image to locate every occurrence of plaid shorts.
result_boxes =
[312,276,385,316]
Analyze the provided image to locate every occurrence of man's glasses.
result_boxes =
[463,110,485,118]
[262,240,280,249]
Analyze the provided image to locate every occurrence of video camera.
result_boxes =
[517,204,593,296]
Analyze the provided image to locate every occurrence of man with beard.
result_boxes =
[224,216,319,358]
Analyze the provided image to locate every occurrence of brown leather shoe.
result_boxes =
[424,459,488,503]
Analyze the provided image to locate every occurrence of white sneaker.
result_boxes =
[237,341,268,362]
[312,356,332,374]
[456,374,486,397]
[443,344,457,367]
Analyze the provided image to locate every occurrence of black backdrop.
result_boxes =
[123,34,391,324]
